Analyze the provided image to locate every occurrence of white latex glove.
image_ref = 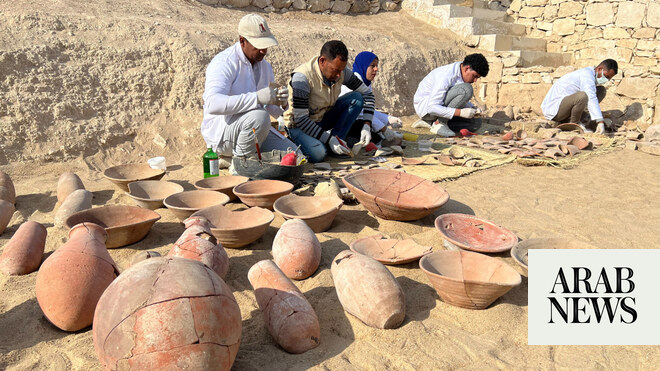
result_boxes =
[328,136,351,155]
[388,116,403,129]
[603,118,613,128]
[595,122,606,134]
[256,86,279,105]
[360,123,372,144]
[276,87,289,104]
[383,128,396,141]
[458,108,477,119]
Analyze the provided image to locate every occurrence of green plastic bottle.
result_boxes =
[203,147,219,178]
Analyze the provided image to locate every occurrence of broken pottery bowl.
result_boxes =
[103,164,165,192]
[233,180,294,210]
[511,237,596,275]
[192,204,274,248]
[273,194,343,232]
[127,180,184,210]
[193,175,249,201]
[342,169,450,221]
[402,157,428,166]
[420,250,521,310]
[64,205,161,248]
[568,136,593,150]
[556,123,584,133]
[163,190,230,221]
[434,213,518,253]
[515,130,527,140]
[350,234,433,265]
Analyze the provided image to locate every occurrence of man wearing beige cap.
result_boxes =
[201,14,295,168]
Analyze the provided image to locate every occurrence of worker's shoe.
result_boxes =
[430,122,456,137]
[411,119,432,129]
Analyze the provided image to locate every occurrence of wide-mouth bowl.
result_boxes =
[163,190,230,212]
[349,234,433,265]
[420,250,521,287]
[233,179,294,198]
[103,164,165,191]
[127,180,184,202]
[194,176,249,193]
[434,213,518,253]
[511,237,596,271]
[273,194,343,220]
[191,204,274,248]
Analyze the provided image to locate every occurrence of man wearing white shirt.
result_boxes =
[201,14,295,168]
[541,59,618,134]
[413,53,489,137]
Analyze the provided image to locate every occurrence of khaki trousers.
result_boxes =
[553,86,606,123]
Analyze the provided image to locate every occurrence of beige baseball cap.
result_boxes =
[238,14,278,49]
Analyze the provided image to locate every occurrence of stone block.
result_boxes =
[332,0,351,12]
[292,0,306,9]
[624,67,647,78]
[586,3,613,26]
[546,42,562,53]
[198,0,220,4]
[382,1,397,11]
[581,28,602,40]
[615,48,634,64]
[502,55,520,68]
[518,6,544,18]
[521,73,542,83]
[483,61,503,83]
[553,18,575,36]
[503,67,520,75]
[637,142,660,156]
[498,83,552,109]
[558,2,583,17]
[510,0,522,12]
[223,0,251,6]
[616,39,638,49]
[615,2,646,28]
[648,2,660,28]
[252,0,272,8]
[308,0,330,11]
[273,0,293,8]
[350,0,369,12]
[537,21,553,31]
[615,78,660,99]
[632,57,658,67]
[637,40,660,51]
[633,28,657,39]
[543,5,558,20]
[603,27,630,39]
[526,0,548,6]
[552,65,575,78]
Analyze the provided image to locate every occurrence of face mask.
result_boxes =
[596,70,608,85]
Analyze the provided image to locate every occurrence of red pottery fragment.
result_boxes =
[168,216,229,279]
[272,219,321,280]
[0,221,47,275]
[568,136,593,150]
[349,234,432,265]
[501,131,514,141]
[57,172,85,203]
[515,130,527,140]
[434,213,518,253]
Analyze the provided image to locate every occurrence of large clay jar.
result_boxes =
[0,171,15,204]
[167,216,229,279]
[331,250,406,329]
[35,222,118,331]
[0,186,14,204]
[272,219,321,280]
[93,257,241,370]
[248,260,320,353]
[0,199,16,235]
[55,189,93,227]
[0,221,47,275]
[57,172,85,203]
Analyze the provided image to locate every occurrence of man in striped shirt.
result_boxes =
[282,40,376,163]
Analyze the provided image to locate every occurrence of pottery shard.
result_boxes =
[331,250,405,329]
[36,223,118,331]
[0,221,47,275]
[0,172,15,204]
[272,219,321,280]
[130,251,161,266]
[314,179,342,199]
[248,260,320,353]
[93,257,242,370]
[168,216,229,279]
[57,172,85,203]
[0,200,15,235]
[55,189,93,227]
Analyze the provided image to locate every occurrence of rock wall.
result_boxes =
[197,0,401,14]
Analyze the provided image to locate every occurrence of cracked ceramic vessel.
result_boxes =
[65,205,161,248]
[331,250,406,329]
[0,221,47,275]
[0,171,15,204]
[192,204,274,248]
[568,136,593,150]
[248,260,320,354]
[314,180,342,199]
[342,169,450,221]
[273,194,343,233]
[233,180,294,210]
[511,237,596,275]
[92,257,241,370]
[130,251,161,267]
[57,172,85,203]
[0,199,15,235]
[272,219,321,280]
[349,234,433,265]
[36,222,118,331]
[556,123,583,133]
[127,180,184,210]
[434,213,518,253]
[163,190,230,222]
[193,175,249,201]
[401,157,427,165]
[167,216,229,279]
[420,250,521,310]
[55,189,93,227]
[103,164,166,192]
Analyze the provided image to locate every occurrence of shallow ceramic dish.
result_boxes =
[511,237,596,274]
[193,175,249,201]
[64,205,161,248]
[434,213,518,253]
[420,250,521,309]
[273,194,343,232]
[342,169,449,221]
[103,164,165,192]
[163,190,230,221]
[402,157,428,166]
[127,180,184,210]
[233,179,294,210]
[192,204,274,248]
[349,234,433,265]
[556,123,584,133]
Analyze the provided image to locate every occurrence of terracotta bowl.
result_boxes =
[556,123,584,133]
[342,169,450,221]
[127,180,184,210]
[193,175,249,201]
[163,190,230,221]
[420,250,521,309]
[192,204,274,248]
[434,213,518,253]
[64,205,161,248]
[103,164,165,192]
[233,180,294,210]
[273,194,343,233]
[350,234,433,265]
[511,237,596,274]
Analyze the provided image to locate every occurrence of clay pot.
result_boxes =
[248,260,320,354]
[272,219,321,280]
[233,180,294,210]
[419,250,521,310]
[92,257,241,370]
[130,251,161,267]
[65,205,161,248]
[0,221,47,275]
[515,130,527,140]
[0,171,15,204]
[0,186,14,204]
[511,237,596,275]
[556,123,583,133]
[127,180,184,210]
[194,176,249,201]
[568,136,593,150]
[57,172,85,203]
[501,131,514,141]
[349,234,432,265]
[331,250,405,329]
[434,213,518,253]
[103,164,166,192]
[401,157,427,165]
[36,223,118,331]
[192,204,274,248]
[163,190,230,221]
[167,216,229,279]
[314,179,342,199]
[0,199,15,235]
[273,194,343,233]
[342,169,450,221]
[55,189,93,227]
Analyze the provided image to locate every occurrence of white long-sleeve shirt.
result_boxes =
[414,62,469,120]
[201,42,283,149]
[541,67,603,121]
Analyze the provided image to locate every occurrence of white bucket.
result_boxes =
[147,156,166,170]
